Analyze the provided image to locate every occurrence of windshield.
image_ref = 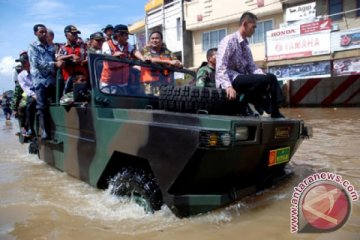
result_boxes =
[94,57,195,97]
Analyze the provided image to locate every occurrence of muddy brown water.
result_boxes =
[0,108,359,240]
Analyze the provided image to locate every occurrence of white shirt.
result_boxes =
[17,70,35,97]
[101,39,135,55]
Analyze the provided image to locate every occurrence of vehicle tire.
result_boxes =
[109,167,163,212]
[159,85,240,115]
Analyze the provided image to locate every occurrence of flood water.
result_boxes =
[0,108,359,240]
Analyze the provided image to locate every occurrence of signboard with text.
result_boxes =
[285,2,316,22]
[266,20,331,61]
[268,61,331,80]
[333,57,360,76]
[331,28,360,52]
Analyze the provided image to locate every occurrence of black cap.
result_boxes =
[64,25,81,34]
[113,24,133,35]
[15,51,28,63]
[102,24,114,32]
[90,32,105,40]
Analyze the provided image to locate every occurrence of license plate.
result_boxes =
[268,147,290,166]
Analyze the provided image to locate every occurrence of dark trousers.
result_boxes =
[232,73,284,113]
[34,84,55,138]
[25,96,37,133]
[18,105,26,128]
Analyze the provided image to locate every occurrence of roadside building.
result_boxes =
[267,0,360,106]
[130,0,360,106]
[184,0,360,106]
[129,19,147,51]
[142,0,193,67]
[184,0,282,69]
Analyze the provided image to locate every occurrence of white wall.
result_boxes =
[146,0,183,53]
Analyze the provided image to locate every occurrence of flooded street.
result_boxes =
[0,108,359,240]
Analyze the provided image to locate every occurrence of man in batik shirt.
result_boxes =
[28,24,64,140]
[216,12,284,118]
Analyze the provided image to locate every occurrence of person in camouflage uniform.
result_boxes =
[141,31,182,95]
[87,32,105,54]
[11,65,24,114]
[196,48,217,88]
[11,65,26,134]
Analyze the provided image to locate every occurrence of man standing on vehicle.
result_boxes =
[11,64,24,121]
[15,51,37,137]
[216,12,284,118]
[87,32,105,54]
[102,24,114,41]
[102,24,145,60]
[100,24,146,94]
[57,25,88,82]
[28,24,64,140]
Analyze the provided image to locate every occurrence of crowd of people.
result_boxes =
[10,11,284,141]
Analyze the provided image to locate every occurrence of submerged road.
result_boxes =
[0,108,359,240]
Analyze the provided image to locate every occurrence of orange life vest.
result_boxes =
[100,40,131,85]
[60,43,88,81]
[140,55,172,83]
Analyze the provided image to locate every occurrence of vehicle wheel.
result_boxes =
[109,167,163,213]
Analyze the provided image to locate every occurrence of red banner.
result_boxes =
[300,20,332,34]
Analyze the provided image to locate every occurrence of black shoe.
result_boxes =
[271,110,285,118]
[239,103,259,117]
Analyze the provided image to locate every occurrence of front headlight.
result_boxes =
[235,127,249,141]
[199,131,233,147]
[220,133,232,146]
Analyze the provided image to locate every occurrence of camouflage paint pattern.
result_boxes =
[37,54,309,217]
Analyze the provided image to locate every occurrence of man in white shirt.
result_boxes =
[100,24,147,94]
[15,52,36,136]
[102,24,145,60]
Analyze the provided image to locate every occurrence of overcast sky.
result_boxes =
[0,0,147,93]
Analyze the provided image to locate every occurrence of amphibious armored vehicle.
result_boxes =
[29,53,311,217]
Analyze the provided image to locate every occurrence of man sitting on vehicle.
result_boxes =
[216,12,284,118]
[100,24,146,95]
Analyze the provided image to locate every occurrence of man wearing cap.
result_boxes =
[88,32,105,54]
[57,25,88,82]
[102,24,114,41]
[100,24,146,94]
[16,52,36,137]
[102,24,145,60]
[28,24,64,140]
